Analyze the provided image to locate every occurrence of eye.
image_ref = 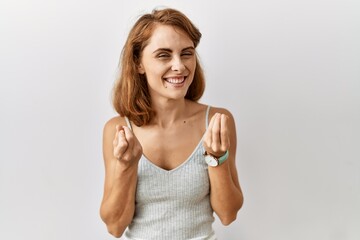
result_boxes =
[181,51,194,58]
[157,53,171,59]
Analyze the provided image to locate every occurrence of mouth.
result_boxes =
[163,76,186,87]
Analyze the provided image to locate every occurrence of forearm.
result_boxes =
[208,161,243,225]
[100,162,138,235]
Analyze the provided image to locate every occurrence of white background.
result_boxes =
[1,0,359,239]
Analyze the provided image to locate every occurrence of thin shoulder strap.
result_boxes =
[124,116,133,130]
[205,105,211,129]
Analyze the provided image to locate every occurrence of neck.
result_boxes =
[150,98,187,128]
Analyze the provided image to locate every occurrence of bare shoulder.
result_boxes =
[185,100,207,115]
[208,106,235,121]
[103,115,127,136]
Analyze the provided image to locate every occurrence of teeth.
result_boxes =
[165,77,185,84]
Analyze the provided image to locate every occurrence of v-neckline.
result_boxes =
[141,132,206,173]
[125,105,210,173]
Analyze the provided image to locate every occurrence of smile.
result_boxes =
[164,76,186,84]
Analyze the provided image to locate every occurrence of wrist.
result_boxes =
[115,159,138,173]
[204,150,229,167]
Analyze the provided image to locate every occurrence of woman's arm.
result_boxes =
[100,117,142,237]
[203,108,244,225]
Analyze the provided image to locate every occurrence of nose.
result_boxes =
[171,57,186,72]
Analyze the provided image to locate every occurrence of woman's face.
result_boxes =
[138,24,196,102]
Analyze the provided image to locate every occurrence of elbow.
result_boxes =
[219,195,244,226]
[238,194,244,210]
[100,208,126,238]
[219,213,237,226]
[107,225,124,238]
[104,220,126,238]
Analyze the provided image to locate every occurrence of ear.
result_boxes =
[138,63,145,74]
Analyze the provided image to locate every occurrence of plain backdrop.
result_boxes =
[1,0,359,239]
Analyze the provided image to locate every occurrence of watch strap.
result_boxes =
[218,150,229,165]
[204,150,229,166]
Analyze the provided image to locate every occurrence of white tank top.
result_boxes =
[124,106,217,240]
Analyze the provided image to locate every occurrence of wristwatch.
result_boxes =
[204,150,229,167]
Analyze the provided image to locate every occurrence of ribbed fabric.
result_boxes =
[124,106,216,240]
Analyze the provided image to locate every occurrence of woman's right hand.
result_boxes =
[113,125,143,165]
[100,122,141,236]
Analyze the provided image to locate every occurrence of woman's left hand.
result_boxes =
[203,113,230,157]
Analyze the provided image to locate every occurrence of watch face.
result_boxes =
[205,155,218,167]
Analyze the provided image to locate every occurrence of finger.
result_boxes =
[118,129,127,147]
[207,113,217,132]
[114,129,128,159]
[122,126,134,150]
[203,113,217,148]
[125,127,142,154]
[220,114,230,151]
[121,126,142,162]
[211,113,221,152]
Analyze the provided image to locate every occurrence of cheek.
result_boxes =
[147,69,166,83]
[144,60,167,75]
[143,65,162,79]
[187,58,197,71]
[187,61,197,77]
[144,66,167,87]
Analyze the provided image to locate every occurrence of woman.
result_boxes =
[100,8,244,240]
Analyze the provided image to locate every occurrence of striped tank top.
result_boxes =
[123,105,216,240]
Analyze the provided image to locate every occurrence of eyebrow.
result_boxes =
[152,46,195,54]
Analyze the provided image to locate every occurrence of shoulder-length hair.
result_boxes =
[112,8,205,126]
